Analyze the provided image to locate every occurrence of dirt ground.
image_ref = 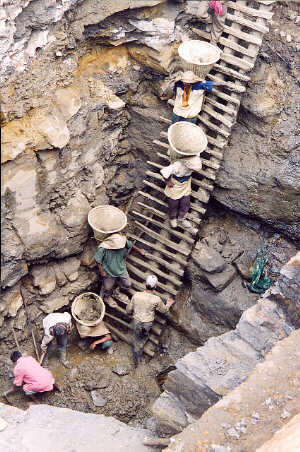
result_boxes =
[0,325,196,427]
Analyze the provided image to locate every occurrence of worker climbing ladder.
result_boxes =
[104,1,275,357]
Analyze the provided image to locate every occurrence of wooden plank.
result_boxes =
[105,313,132,330]
[159,116,171,124]
[211,87,240,106]
[128,233,187,269]
[218,36,257,58]
[223,25,262,46]
[226,12,269,34]
[134,220,190,256]
[138,190,166,207]
[127,254,182,287]
[127,262,177,296]
[207,73,247,92]
[205,96,237,116]
[202,104,234,128]
[220,53,254,72]
[132,210,194,244]
[213,63,251,82]
[197,114,230,139]
[192,27,211,41]
[137,200,166,218]
[227,1,273,20]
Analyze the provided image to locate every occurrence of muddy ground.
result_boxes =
[0,324,195,427]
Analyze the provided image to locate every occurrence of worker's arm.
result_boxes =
[156,297,175,314]
[126,296,134,315]
[94,248,107,277]
[132,244,146,256]
[40,329,54,351]
[89,333,112,350]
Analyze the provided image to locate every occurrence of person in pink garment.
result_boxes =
[3,351,54,405]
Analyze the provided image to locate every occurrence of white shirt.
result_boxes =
[41,312,72,350]
[173,86,205,118]
[160,160,192,180]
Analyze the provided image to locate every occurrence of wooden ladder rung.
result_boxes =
[227,1,273,20]
[132,209,194,244]
[202,105,234,129]
[197,114,230,139]
[213,63,251,82]
[226,12,269,34]
[218,37,257,58]
[128,233,187,270]
[127,254,182,287]
[223,25,262,46]
[134,220,190,257]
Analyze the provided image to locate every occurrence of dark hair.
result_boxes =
[10,351,22,362]
[146,284,155,291]
[53,324,67,336]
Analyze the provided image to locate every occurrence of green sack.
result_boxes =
[248,246,273,294]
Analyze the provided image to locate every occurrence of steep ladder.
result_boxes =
[104,0,274,357]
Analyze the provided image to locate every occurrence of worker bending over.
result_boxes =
[40,311,72,368]
[75,320,113,353]
[94,232,145,308]
[126,275,175,366]
[3,351,54,405]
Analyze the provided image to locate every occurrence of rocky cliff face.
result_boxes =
[151,253,300,435]
[1,1,299,351]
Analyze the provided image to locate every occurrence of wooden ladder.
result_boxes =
[104,1,274,357]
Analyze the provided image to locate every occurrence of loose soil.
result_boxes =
[75,293,103,322]
[0,326,196,427]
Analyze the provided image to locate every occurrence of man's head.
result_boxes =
[53,323,67,337]
[10,351,22,363]
[146,274,158,291]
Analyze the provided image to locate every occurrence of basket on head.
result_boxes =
[72,292,105,327]
[168,122,208,161]
[88,205,127,242]
[178,40,221,79]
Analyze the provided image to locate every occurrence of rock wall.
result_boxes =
[1,1,299,351]
[151,253,300,435]
[166,329,300,452]
[167,204,297,346]
[0,403,156,451]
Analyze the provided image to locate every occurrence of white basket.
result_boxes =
[168,122,208,161]
[178,40,221,79]
[88,205,127,241]
[72,292,105,327]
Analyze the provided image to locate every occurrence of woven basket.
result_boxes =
[168,122,208,161]
[72,292,105,327]
[178,40,221,79]
[88,205,127,242]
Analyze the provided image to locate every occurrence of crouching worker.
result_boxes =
[94,232,145,309]
[3,351,54,405]
[126,275,175,366]
[40,311,72,369]
[75,320,113,353]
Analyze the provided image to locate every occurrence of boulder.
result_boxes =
[192,244,226,274]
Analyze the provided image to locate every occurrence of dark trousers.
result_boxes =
[100,271,131,301]
[43,333,68,362]
[172,113,198,124]
[132,320,153,365]
[168,195,190,219]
